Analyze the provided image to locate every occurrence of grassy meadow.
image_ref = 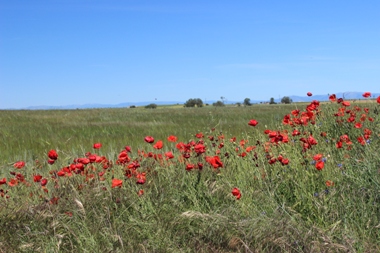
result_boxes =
[0,101,380,252]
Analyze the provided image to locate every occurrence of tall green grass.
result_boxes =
[0,102,379,252]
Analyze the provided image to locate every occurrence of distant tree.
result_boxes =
[130,105,136,108]
[184,98,203,107]
[236,102,241,107]
[145,103,157,109]
[269,97,277,104]
[243,98,252,106]
[213,100,225,107]
[281,96,292,104]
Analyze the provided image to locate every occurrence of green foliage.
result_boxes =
[281,96,292,104]
[145,103,157,109]
[184,98,203,107]
[269,97,277,104]
[212,100,225,107]
[243,98,251,106]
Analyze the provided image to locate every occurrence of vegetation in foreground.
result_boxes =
[0,93,380,252]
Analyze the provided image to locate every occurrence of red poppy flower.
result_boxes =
[165,151,174,159]
[40,178,48,186]
[315,161,324,170]
[328,94,336,102]
[48,159,55,165]
[325,180,334,187]
[48,150,58,160]
[194,143,206,154]
[8,178,18,187]
[33,174,42,182]
[313,154,323,161]
[307,92,312,96]
[357,136,366,145]
[0,178,6,185]
[153,140,163,149]
[167,135,178,142]
[336,141,343,148]
[377,96,380,104]
[362,92,371,98]
[111,178,123,188]
[231,188,241,200]
[281,158,289,165]
[13,161,25,169]
[136,173,146,184]
[342,101,350,107]
[93,143,102,149]
[205,156,223,168]
[144,136,154,143]
[248,119,258,127]
[185,163,195,171]
[138,189,144,196]
[354,122,362,128]
[292,129,300,136]
[195,132,204,139]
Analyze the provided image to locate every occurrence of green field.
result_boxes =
[1,102,380,252]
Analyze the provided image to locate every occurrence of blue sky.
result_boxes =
[1,0,379,108]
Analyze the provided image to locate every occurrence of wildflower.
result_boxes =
[33,174,42,182]
[48,150,58,160]
[40,178,48,186]
[280,158,289,165]
[194,143,206,154]
[325,180,334,187]
[0,178,6,185]
[136,173,146,184]
[93,143,102,149]
[167,135,178,142]
[362,92,371,98]
[377,96,380,104]
[165,151,174,159]
[248,119,258,127]
[329,94,336,102]
[205,156,223,168]
[313,154,323,161]
[315,160,324,170]
[195,132,204,138]
[144,136,154,143]
[307,92,312,96]
[185,163,195,171]
[8,178,18,187]
[231,188,241,200]
[13,161,25,169]
[111,178,123,188]
[153,140,163,149]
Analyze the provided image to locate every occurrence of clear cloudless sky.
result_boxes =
[1,0,379,108]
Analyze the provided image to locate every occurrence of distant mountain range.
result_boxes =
[7,91,380,110]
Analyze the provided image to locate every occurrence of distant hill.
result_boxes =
[25,101,183,110]
[4,91,378,110]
